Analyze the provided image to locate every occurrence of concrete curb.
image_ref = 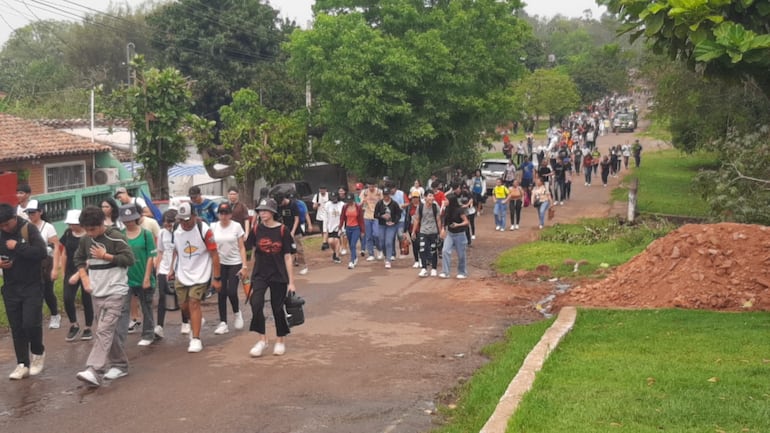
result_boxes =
[479,306,578,433]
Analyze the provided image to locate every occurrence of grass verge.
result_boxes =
[431,317,555,433]
[509,309,770,433]
[494,218,674,278]
[611,149,717,217]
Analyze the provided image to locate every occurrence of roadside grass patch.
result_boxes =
[494,218,674,278]
[509,309,770,433]
[611,149,716,217]
[431,318,555,433]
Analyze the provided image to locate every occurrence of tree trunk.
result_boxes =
[627,177,638,222]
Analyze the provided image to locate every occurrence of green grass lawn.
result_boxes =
[611,149,717,217]
[494,218,674,278]
[431,318,555,433]
[509,309,770,433]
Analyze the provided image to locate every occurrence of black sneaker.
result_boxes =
[321,242,330,251]
[66,325,80,342]
[332,254,341,264]
[128,320,141,333]
[80,328,93,340]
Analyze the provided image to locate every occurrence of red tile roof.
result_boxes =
[0,113,111,162]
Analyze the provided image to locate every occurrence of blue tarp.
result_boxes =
[122,162,207,177]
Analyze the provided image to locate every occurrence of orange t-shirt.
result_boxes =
[345,204,360,227]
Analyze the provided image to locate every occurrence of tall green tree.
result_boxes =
[288,0,530,182]
[513,68,580,129]
[109,56,194,199]
[189,89,310,206]
[566,43,630,103]
[146,0,302,117]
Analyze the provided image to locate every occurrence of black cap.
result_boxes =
[16,184,31,194]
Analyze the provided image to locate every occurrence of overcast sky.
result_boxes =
[1,0,607,47]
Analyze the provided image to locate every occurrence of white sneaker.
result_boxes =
[29,352,45,376]
[214,321,229,335]
[390,256,396,261]
[457,274,468,279]
[104,367,127,380]
[366,256,375,262]
[49,314,61,329]
[495,226,500,231]
[9,363,29,380]
[187,338,203,353]
[348,262,355,269]
[376,253,383,260]
[76,369,100,387]
[137,339,153,346]
[438,273,448,279]
[180,323,191,335]
[412,261,421,268]
[560,201,564,205]
[233,311,244,330]
[418,268,429,277]
[298,267,309,275]
[510,225,515,231]
[539,225,544,229]
[385,261,391,269]
[515,224,520,230]
[250,340,267,357]
[430,269,437,277]
[340,249,347,256]
[273,342,286,356]
[471,235,476,240]
[154,325,164,339]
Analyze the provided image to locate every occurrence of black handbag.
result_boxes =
[284,291,305,327]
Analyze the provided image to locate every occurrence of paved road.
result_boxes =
[0,122,659,433]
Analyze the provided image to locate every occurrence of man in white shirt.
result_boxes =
[312,186,330,250]
[167,203,221,353]
[15,184,32,221]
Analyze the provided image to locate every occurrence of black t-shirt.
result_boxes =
[538,165,553,181]
[446,205,466,234]
[278,200,301,234]
[250,223,294,284]
[60,228,84,275]
[553,164,566,181]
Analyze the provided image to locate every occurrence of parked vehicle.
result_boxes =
[479,158,509,195]
[612,112,636,132]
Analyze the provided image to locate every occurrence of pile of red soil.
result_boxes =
[558,223,770,311]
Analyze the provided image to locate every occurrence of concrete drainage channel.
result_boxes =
[478,306,577,433]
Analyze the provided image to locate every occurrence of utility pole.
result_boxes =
[127,42,135,178]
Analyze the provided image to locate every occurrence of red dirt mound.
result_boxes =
[557,223,770,311]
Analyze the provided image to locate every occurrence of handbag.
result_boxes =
[284,291,306,327]
[533,199,542,208]
[523,193,530,208]
[400,236,410,256]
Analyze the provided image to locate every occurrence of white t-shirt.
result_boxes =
[314,192,330,221]
[211,221,245,266]
[37,221,57,243]
[173,221,216,286]
[323,201,344,233]
[156,228,174,275]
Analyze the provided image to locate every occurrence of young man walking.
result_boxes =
[0,203,47,380]
[73,206,135,386]
[168,203,221,353]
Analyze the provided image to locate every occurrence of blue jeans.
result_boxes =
[494,199,507,228]
[537,201,550,226]
[364,218,379,256]
[584,168,592,184]
[379,224,398,260]
[441,231,468,276]
[345,226,361,262]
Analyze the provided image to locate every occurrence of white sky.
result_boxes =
[0,0,606,47]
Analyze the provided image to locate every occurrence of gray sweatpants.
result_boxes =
[86,293,130,373]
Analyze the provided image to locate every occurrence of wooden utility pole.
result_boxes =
[628,178,638,222]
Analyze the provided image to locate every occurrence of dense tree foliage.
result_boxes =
[513,68,580,128]
[600,0,770,97]
[107,56,194,199]
[288,0,530,182]
[189,89,310,206]
[146,0,302,117]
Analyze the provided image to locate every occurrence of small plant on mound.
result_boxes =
[495,218,675,278]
